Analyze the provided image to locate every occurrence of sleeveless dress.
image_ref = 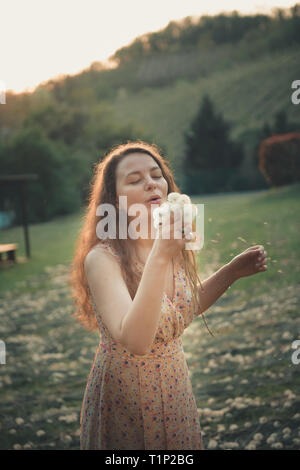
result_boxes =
[80,240,204,450]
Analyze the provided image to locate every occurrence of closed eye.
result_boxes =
[130,176,162,184]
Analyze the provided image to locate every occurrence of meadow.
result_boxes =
[0,182,299,449]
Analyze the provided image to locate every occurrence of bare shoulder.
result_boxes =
[84,243,120,274]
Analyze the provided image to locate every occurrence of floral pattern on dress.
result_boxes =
[80,240,204,450]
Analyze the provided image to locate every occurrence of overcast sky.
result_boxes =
[1,0,297,93]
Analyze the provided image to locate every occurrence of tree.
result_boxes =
[183,94,244,170]
[182,94,244,194]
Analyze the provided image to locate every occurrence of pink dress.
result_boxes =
[80,240,204,450]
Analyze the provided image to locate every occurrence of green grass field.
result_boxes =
[0,182,299,449]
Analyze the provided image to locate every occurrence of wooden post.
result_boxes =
[19,181,30,258]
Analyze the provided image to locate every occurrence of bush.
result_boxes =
[258,132,300,187]
[0,126,82,224]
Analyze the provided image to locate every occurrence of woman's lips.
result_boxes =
[146,197,161,204]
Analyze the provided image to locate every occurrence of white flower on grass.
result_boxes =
[229,424,238,431]
[222,442,239,449]
[208,439,218,449]
[245,441,257,450]
[283,401,292,408]
[58,413,78,423]
[282,427,291,435]
[282,331,292,339]
[267,433,277,444]
[284,389,296,399]
[253,433,263,442]
[13,444,22,450]
[36,430,45,437]
[259,416,268,424]
[271,442,283,449]
[217,424,226,432]
[23,442,33,449]
[15,417,24,425]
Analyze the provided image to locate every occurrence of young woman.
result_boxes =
[69,140,267,450]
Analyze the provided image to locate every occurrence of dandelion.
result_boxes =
[208,439,218,449]
[245,441,257,450]
[222,442,239,449]
[153,192,198,233]
[259,416,268,424]
[267,433,277,444]
[13,444,22,450]
[283,401,292,408]
[23,442,33,449]
[282,427,291,435]
[15,417,24,425]
[58,413,78,423]
[271,442,283,449]
[36,430,45,437]
[253,433,263,442]
[229,424,238,431]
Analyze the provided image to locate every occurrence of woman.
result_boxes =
[69,140,268,450]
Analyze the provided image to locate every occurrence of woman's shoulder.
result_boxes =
[90,239,120,260]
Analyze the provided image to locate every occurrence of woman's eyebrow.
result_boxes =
[125,166,161,177]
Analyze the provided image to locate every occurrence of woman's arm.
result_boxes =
[195,263,237,316]
[120,248,169,355]
[195,244,267,316]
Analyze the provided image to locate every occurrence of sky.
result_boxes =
[1,0,298,94]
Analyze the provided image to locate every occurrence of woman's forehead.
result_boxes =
[116,153,157,177]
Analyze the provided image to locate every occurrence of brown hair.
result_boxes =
[68,140,214,336]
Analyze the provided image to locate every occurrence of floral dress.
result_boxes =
[80,240,204,450]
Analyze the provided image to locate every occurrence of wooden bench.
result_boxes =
[0,243,18,263]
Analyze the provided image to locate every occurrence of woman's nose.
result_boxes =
[145,178,157,189]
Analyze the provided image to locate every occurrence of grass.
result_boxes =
[0,182,299,449]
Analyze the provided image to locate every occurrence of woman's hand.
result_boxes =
[228,245,268,281]
[151,208,194,262]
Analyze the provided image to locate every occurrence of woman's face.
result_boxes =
[115,152,168,227]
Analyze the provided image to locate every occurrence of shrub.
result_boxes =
[258,132,300,187]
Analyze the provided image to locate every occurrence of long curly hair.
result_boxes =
[68,140,214,337]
